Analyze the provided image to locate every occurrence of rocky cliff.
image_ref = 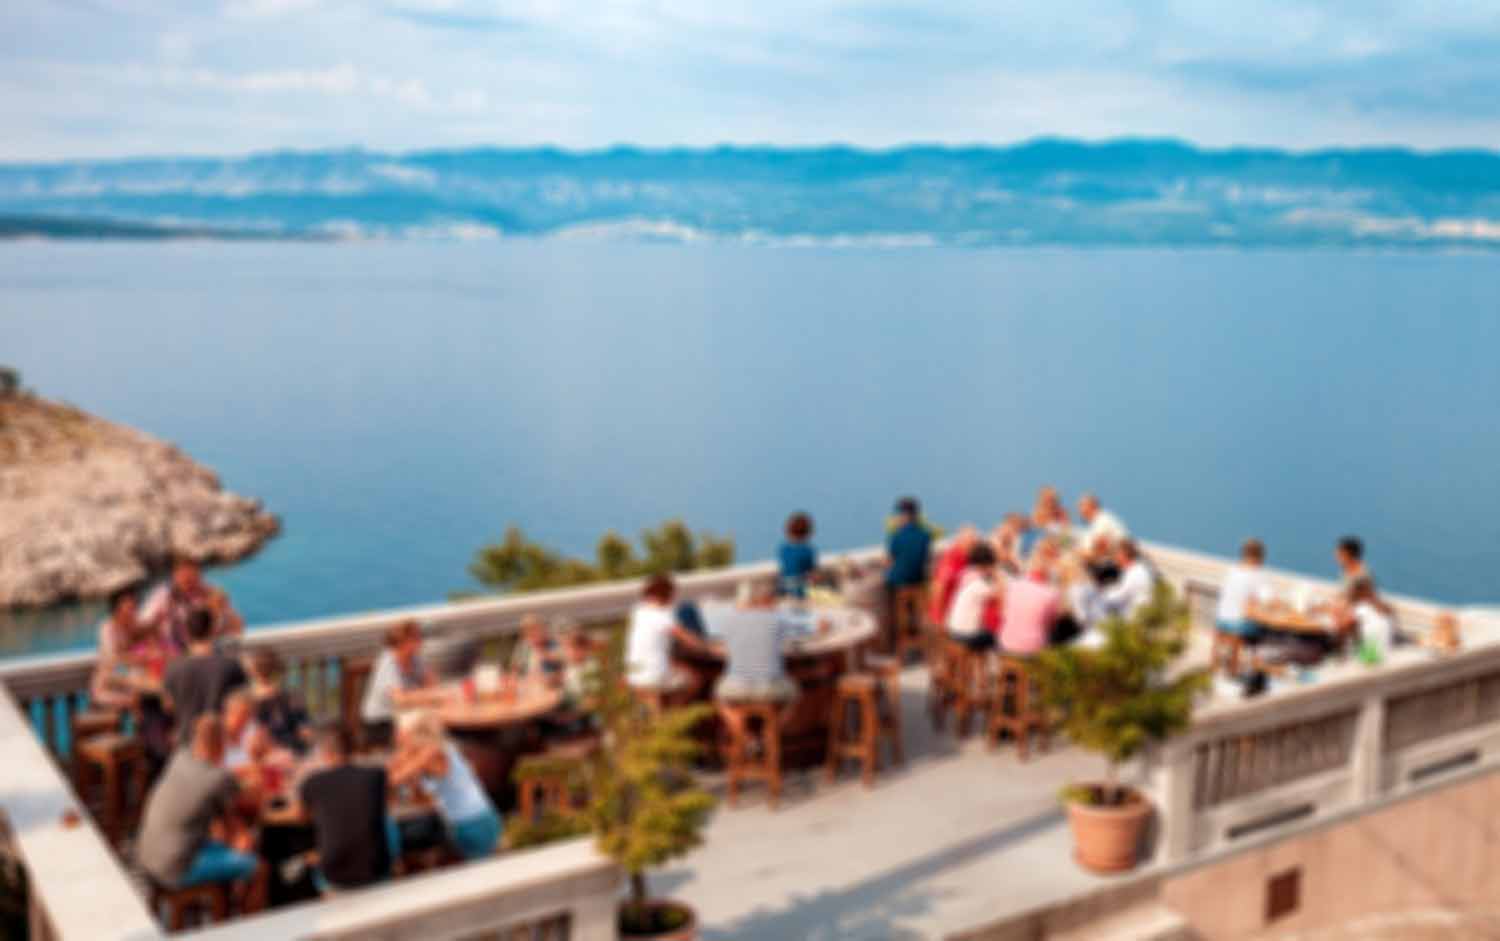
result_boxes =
[0,393,279,608]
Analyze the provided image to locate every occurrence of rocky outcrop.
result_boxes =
[0,393,279,608]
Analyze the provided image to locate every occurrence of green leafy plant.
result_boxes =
[1034,580,1209,806]
[510,632,716,935]
[468,520,735,595]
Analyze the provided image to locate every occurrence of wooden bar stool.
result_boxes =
[151,882,229,931]
[516,737,597,822]
[75,732,145,846]
[861,654,905,768]
[825,675,887,788]
[945,641,993,738]
[892,585,929,665]
[720,700,785,808]
[988,655,1050,761]
[70,707,122,793]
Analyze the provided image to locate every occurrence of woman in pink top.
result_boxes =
[1000,570,1062,655]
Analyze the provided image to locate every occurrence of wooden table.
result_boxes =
[676,605,879,770]
[1247,603,1335,636]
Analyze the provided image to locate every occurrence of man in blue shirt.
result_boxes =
[884,497,932,652]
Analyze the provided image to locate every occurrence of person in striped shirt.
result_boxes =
[713,582,806,739]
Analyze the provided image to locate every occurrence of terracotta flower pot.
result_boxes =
[619,899,698,941]
[1065,783,1152,873]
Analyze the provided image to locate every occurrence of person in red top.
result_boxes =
[927,525,978,625]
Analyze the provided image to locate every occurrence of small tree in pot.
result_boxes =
[1034,581,1208,873]
[509,632,716,940]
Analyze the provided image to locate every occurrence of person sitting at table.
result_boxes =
[163,608,248,747]
[626,573,714,693]
[246,648,312,756]
[999,558,1063,655]
[1326,535,1375,634]
[1089,540,1155,625]
[927,525,978,625]
[91,587,154,711]
[508,614,564,681]
[140,556,244,654]
[946,543,1002,652]
[560,629,600,712]
[1348,576,1396,658]
[714,580,803,737]
[299,724,399,893]
[388,712,502,861]
[1216,539,1272,645]
[361,619,440,749]
[1076,493,1129,572]
[777,511,819,599]
[991,514,1028,575]
[1031,486,1072,541]
[136,714,267,912]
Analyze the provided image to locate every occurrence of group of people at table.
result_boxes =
[85,496,1413,917]
[84,559,600,916]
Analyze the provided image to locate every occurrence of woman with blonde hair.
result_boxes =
[387,711,501,860]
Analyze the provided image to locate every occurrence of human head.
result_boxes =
[385,619,423,665]
[786,512,814,543]
[520,614,547,646]
[954,524,978,550]
[1078,493,1100,523]
[1035,486,1063,519]
[894,496,920,522]
[1116,539,1141,566]
[108,587,138,622]
[642,572,676,606]
[223,688,253,735]
[171,557,202,594]
[564,629,592,661]
[190,714,225,765]
[397,710,445,750]
[966,542,998,571]
[314,723,354,764]
[184,607,216,646]
[1335,536,1364,572]
[247,647,285,686]
[1241,539,1266,566]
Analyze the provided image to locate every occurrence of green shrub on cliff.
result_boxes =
[468,519,734,594]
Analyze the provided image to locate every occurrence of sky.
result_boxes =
[3,1,1500,161]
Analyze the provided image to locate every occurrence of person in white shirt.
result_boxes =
[1216,539,1271,641]
[1076,493,1129,563]
[946,543,1002,652]
[626,573,713,690]
[1349,576,1396,658]
[360,620,440,749]
[1095,540,1154,623]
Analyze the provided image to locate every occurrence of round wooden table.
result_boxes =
[423,683,563,810]
[675,605,879,770]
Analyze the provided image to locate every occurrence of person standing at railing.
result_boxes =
[140,556,244,655]
[777,512,819,600]
[360,620,441,749]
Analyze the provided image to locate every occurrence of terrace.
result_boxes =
[1,540,1498,940]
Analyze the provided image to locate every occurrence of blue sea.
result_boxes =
[3,240,1498,659]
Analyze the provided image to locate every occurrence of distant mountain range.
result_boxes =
[3,139,1499,248]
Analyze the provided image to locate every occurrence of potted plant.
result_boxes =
[1034,581,1208,873]
[509,633,716,940]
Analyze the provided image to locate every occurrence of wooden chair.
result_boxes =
[341,656,374,747]
[825,675,890,788]
[861,654,905,768]
[75,733,145,846]
[892,585,929,665]
[987,655,1050,761]
[151,882,229,931]
[720,700,785,809]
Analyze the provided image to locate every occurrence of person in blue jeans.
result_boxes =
[136,715,267,913]
[388,712,503,860]
[777,512,819,599]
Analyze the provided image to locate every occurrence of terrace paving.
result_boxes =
[662,664,1130,940]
